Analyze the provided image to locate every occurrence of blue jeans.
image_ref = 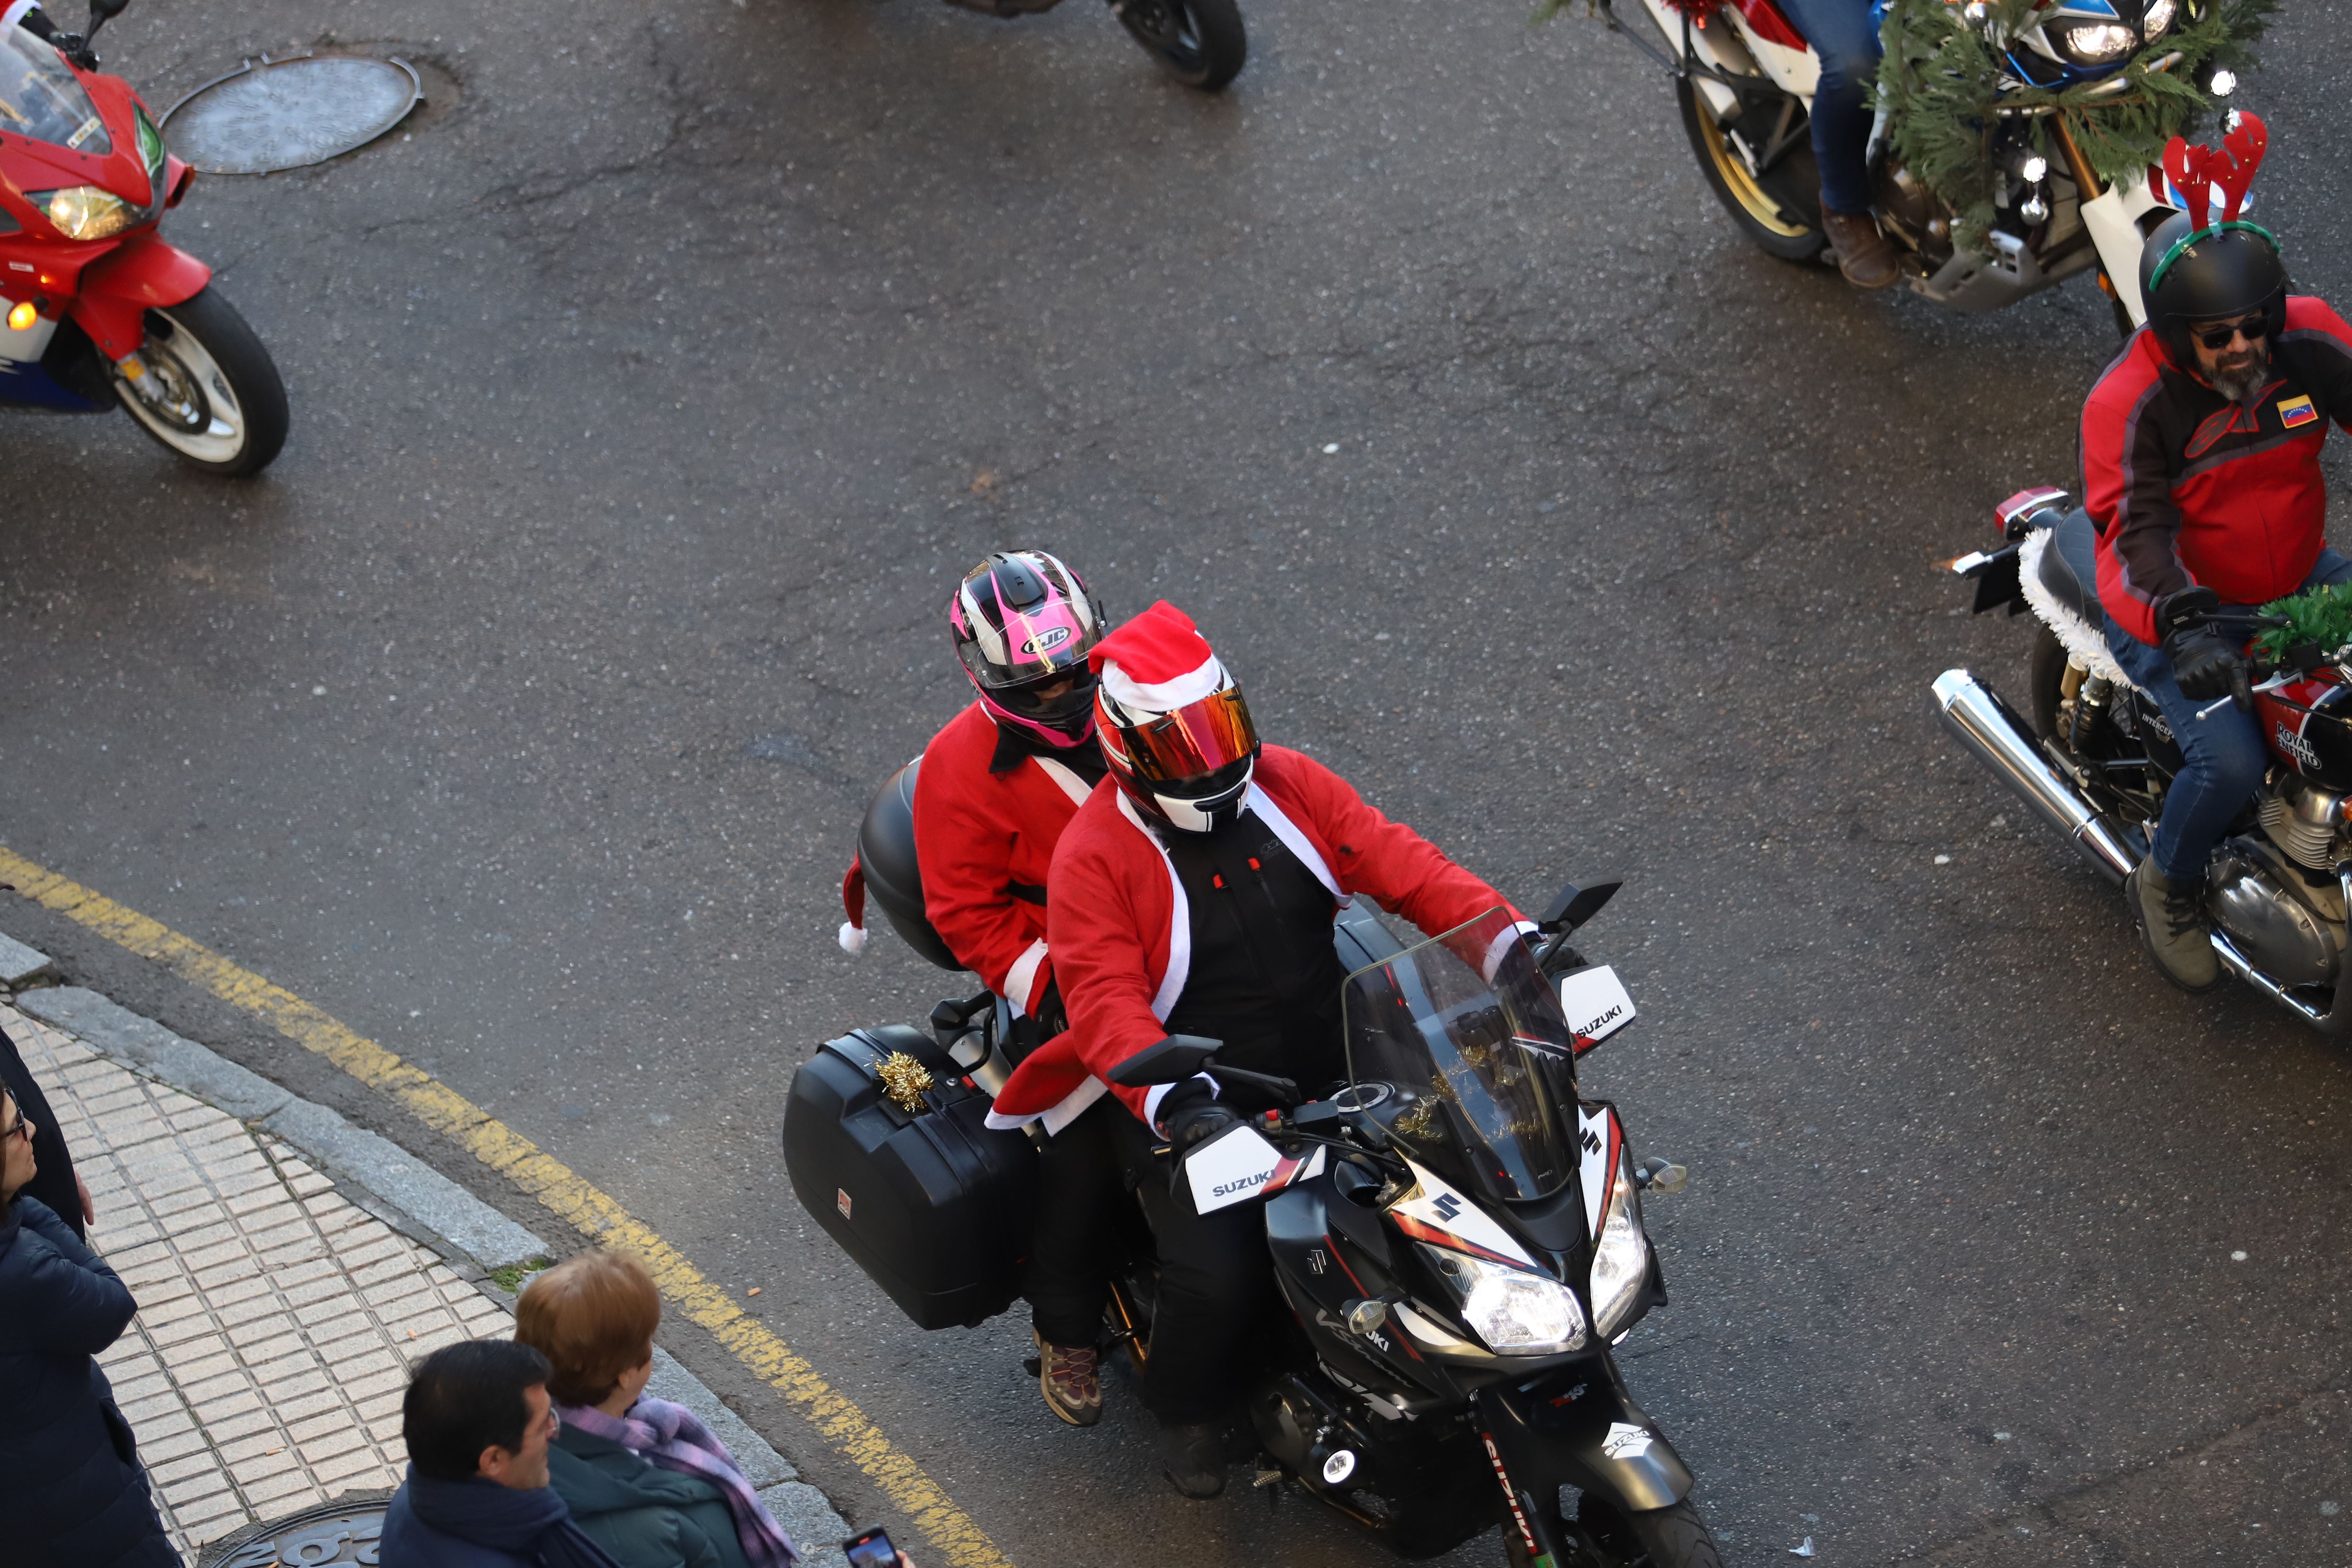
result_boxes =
[1775,0,1880,216]
[2089,545,2352,883]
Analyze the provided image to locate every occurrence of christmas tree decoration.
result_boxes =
[2254,585,2352,666]
[1875,0,2274,254]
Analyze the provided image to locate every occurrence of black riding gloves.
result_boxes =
[2156,587,2253,712]
[1155,1078,1238,1151]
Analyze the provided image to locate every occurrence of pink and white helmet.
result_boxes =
[949,551,1108,749]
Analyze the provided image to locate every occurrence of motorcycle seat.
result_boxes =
[2038,508,2104,628]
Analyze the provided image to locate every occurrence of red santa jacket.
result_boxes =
[2087,296,2352,645]
[910,701,1095,1013]
[988,745,1524,1132]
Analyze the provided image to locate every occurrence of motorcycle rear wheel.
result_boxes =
[1112,0,1245,91]
[1675,77,1825,264]
[113,286,289,477]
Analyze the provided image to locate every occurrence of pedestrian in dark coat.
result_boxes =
[0,1087,177,1568]
[0,1018,96,1241]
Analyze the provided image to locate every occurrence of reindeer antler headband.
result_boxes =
[2148,110,2277,293]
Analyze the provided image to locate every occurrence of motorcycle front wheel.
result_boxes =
[1111,0,1245,91]
[1566,1496,1726,1568]
[113,286,289,477]
[1675,76,1825,264]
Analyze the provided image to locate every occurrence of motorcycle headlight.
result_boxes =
[1452,1253,1588,1356]
[30,187,134,241]
[2050,20,2139,63]
[2142,0,2175,38]
[1589,1158,1652,1340]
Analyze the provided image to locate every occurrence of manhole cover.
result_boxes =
[159,54,421,175]
[198,1493,391,1568]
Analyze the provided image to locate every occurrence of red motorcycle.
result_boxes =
[0,0,286,475]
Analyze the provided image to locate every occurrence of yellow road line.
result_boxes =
[0,844,1012,1568]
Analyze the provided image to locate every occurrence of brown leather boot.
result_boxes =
[1820,200,1899,289]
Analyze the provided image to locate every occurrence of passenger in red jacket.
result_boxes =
[989,602,1526,1499]
[907,551,1124,1429]
[2081,204,2352,990]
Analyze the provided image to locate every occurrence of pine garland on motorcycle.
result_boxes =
[1876,0,2275,254]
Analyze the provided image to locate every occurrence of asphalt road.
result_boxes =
[6,0,2352,1562]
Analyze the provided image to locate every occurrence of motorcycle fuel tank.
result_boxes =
[2258,676,2352,792]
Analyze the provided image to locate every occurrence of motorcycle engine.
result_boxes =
[1872,160,1953,267]
[2259,773,2349,871]
[2208,835,2346,988]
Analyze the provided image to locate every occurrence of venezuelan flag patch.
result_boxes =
[2278,394,2320,430]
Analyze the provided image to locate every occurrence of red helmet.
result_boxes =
[949,551,1107,749]
[1090,602,1260,833]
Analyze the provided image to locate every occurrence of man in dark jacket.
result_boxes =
[2084,205,2352,990]
[0,1087,176,1568]
[382,1340,623,1568]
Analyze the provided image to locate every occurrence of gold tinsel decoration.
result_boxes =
[875,1052,936,1113]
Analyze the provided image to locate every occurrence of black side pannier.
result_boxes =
[782,1022,1038,1330]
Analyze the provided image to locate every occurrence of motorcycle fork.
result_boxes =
[1475,1415,1569,1568]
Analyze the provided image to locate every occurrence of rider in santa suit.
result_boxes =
[987,600,1528,1499]
[899,551,1126,1428]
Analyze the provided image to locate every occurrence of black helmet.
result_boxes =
[2137,208,2288,367]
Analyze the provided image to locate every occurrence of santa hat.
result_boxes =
[1088,601,1228,715]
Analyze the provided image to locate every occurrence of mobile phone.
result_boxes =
[842,1527,898,1568]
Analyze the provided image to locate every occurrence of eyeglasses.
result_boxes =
[2191,314,2268,351]
[2,1112,34,1144]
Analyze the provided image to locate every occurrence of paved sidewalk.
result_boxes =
[7,1000,510,1555]
[4,993,851,1566]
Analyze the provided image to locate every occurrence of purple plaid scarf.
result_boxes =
[558,1395,799,1568]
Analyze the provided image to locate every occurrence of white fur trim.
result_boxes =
[1481,920,1541,983]
[1245,784,1342,900]
[2018,528,2141,692]
[837,921,868,955]
[1115,790,1191,1018]
[1031,755,1096,807]
[1101,654,1225,715]
[1004,939,1050,1016]
[2,3,40,35]
[985,1074,1110,1134]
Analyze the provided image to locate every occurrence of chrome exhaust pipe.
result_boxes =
[1931,669,2142,885]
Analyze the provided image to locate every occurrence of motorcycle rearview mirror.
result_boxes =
[1107,1034,1223,1088]
[1539,877,1625,934]
[1635,1156,1687,1194]
[85,0,127,37]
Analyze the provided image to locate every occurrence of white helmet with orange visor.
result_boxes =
[1090,601,1260,834]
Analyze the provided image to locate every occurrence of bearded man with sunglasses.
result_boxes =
[2083,210,2352,990]
[984,601,1527,1498]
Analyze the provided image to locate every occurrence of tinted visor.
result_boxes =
[1118,686,1259,790]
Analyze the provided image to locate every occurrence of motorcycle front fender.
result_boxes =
[70,233,211,360]
[1479,1352,1694,1515]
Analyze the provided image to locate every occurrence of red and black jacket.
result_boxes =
[2085,296,2352,645]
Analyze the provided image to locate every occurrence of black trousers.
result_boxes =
[1022,1093,1127,1349]
[1110,1112,1276,1425]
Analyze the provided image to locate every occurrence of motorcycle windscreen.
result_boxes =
[0,29,110,153]
[1339,906,1579,1204]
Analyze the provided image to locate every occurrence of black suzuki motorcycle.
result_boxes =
[784,765,1719,1566]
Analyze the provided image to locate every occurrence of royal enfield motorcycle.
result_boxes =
[943,0,1244,92]
[1593,0,2213,324]
[786,764,1719,1566]
[1936,487,2352,1026]
[0,0,287,475]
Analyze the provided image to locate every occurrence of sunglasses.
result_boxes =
[2191,315,2268,351]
